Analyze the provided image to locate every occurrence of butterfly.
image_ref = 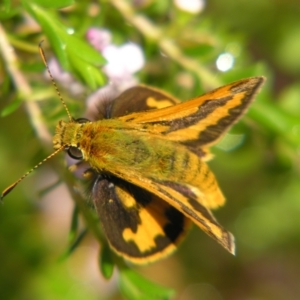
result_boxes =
[2,72,265,264]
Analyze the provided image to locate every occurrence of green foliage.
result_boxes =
[99,243,115,280]
[24,2,106,90]
[1,94,22,116]
[119,267,175,300]
[1,0,300,300]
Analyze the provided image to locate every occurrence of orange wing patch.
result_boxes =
[120,77,264,148]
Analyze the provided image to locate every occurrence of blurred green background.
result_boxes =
[1,0,300,299]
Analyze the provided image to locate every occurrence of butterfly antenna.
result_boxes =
[1,146,65,201]
[38,41,73,122]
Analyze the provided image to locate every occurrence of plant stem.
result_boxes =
[0,23,52,145]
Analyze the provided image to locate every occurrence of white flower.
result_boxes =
[174,0,205,14]
[102,43,145,79]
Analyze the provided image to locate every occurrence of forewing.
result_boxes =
[92,175,191,264]
[119,77,265,148]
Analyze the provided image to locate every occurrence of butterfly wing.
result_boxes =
[119,77,265,149]
[92,175,191,264]
[109,85,180,117]
[105,166,235,255]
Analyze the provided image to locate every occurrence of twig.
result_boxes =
[0,23,52,145]
[109,0,222,90]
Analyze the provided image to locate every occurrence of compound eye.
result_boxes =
[75,118,90,124]
[67,146,83,160]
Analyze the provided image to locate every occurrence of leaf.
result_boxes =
[69,205,80,242]
[28,0,75,9]
[119,268,175,300]
[59,229,87,261]
[68,49,106,90]
[249,101,300,148]
[1,96,23,117]
[23,2,107,89]
[99,244,115,279]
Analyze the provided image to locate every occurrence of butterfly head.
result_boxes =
[53,118,91,160]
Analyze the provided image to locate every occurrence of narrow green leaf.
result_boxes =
[59,229,87,261]
[24,2,70,68]
[37,180,62,198]
[68,50,106,89]
[65,35,106,65]
[28,0,75,9]
[1,97,23,117]
[69,205,80,242]
[99,244,115,279]
[249,101,300,148]
[119,268,175,300]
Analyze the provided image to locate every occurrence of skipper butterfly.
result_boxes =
[1,48,265,264]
